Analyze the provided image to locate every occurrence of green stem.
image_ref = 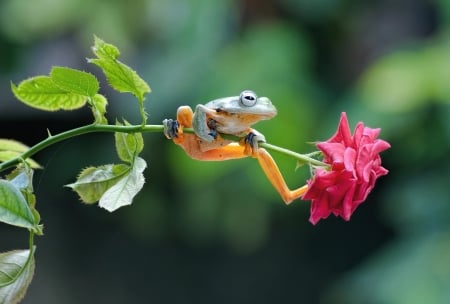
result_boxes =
[259,143,327,167]
[29,231,34,253]
[0,123,327,172]
[0,124,161,171]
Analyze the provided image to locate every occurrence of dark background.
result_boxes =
[1,0,449,303]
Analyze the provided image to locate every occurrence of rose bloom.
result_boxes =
[302,112,390,225]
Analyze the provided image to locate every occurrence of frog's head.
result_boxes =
[214,90,277,119]
[194,90,278,140]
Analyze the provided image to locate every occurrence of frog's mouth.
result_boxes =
[212,111,275,134]
[215,108,277,118]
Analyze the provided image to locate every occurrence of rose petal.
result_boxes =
[302,112,390,224]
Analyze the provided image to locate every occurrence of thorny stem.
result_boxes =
[0,124,328,172]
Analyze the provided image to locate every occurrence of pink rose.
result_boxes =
[303,112,390,225]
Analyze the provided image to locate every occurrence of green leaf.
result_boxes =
[91,35,121,59]
[0,139,41,169]
[0,248,35,304]
[91,94,108,124]
[66,164,130,204]
[50,66,99,97]
[92,94,108,113]
[99,157,147,212]
[0,180,38,231]
[88,36,151,101]
[11,76,87,111]
[295,160,307,171]
[0,152,41,169]
[7,167,44,235]
[115,121,144,163]
[6,168,43,236]
[8,171,29,190]
[0,139,29,153]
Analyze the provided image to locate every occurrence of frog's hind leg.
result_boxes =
[255,148,308,204]
[242,130,307,204]
[163,106,194,146]
[176,106,194,128]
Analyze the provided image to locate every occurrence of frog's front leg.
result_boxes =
[192,104,218,142]
[241,129,266,156]
[163,106,246,161]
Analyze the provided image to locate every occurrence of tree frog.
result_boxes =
[163,90,307,204]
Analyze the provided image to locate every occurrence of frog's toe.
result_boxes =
[195,126,217,142]
[244,131,266,154]
[163,118,179,139]
[208,129,218,140]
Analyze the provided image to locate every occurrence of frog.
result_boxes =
[163,90,307,204]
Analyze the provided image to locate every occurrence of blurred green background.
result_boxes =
[1,0,449,303]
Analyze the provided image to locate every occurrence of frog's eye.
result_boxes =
[239,90,257,107]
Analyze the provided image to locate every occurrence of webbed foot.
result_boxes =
[163,118,179,139]
[243,130,266,156]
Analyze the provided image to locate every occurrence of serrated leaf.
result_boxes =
[50,66,99,97]
[11,76,88,111]
[0,139,41,169]
[66,164,130,204]
[89,36,151,101]
[0,248,35,304]
[91,35,121,59]
[7,168,43,236]
[0,180,38,231]
[99,157,147,212]
[115,121,144,163]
